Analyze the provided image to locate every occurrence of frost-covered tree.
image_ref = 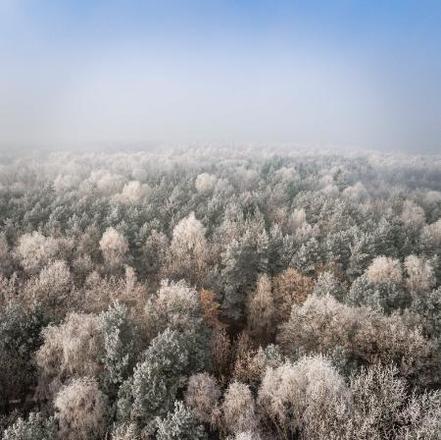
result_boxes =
[342,181,368,202]
[23,260,73,318]
[292,237,322,274]
[221,218,269,320]
[116,181,151,204]
[117,329,203,430]
[86,169,125,196]
[2,413,56,440]
[347,230,376,279]
[142,229,169,277]
[401,200,426,231]
[15,232,59,273]
[110,422,140,440]
[257,355,348,439]
[342,364,407,440]
[272,268,314,322]
[166,212,208,284]
[278,294,438,385]
[246,274,274,341]
[348,257,407,312]
[348,272,409,313]
[54,377,107,440]
[313,270,346,301]
[411,286,441,339]
[195,173,217,194]
[36,313,103,394]
[421,219,441,254]
[232,343,284,387]
[324,229,354,270]
[404,255,435,295]
[145,280,209,342]
[221,382,257,435]
[185,373,221,425]
[396,388,441,439]
[366,256,403,284]
[99,302,138,396]
[156,401,207,440]
[99,227,128,268]
[81,266,147,314]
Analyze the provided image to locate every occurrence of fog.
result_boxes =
[1,1,440,153]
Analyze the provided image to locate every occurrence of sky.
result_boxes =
[1,0,441,153]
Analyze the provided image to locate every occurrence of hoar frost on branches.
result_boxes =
[166,212,208,284]
[99,227,129,268]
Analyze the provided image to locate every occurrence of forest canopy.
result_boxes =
[1,147,441,439]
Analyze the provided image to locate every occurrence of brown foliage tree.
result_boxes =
[272,268,314,322]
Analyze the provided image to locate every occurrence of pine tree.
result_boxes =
[156,401,207,440]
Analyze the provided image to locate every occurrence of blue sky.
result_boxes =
[1,1,440,152]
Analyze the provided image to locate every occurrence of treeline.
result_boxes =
[1,148,441,439]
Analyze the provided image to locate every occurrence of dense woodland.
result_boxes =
[1,147,441,439]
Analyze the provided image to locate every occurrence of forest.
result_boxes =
[1,147,441,439]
